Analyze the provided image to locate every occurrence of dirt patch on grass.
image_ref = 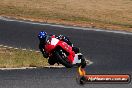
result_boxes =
[0,0,132,31]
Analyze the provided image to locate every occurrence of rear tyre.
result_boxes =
[48,57,56,65]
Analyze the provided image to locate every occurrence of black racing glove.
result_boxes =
[57,35,73,47]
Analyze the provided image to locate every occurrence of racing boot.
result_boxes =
[78,55,86,68]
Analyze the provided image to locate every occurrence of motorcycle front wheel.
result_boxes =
[55,49,73,68]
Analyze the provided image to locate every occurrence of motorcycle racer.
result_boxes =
[38,31,85,68]
[38,31,74,57]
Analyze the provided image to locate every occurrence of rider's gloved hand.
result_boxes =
[57,35,73,47]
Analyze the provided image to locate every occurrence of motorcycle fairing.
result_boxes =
[57,41,75,63]
[45,35,75,64]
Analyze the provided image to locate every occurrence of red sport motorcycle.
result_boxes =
[44,35,86,68]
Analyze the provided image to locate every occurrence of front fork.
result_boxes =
[72,53,86,68]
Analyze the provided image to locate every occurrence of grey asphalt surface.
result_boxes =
[0,18,132,88]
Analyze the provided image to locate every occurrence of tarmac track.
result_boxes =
[0,17,132,88]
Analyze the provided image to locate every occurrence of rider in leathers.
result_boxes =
[38,31,79,65]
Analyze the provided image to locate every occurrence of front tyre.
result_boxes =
[55,50,73,68]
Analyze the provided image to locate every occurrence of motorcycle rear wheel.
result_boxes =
[48,57,56,65]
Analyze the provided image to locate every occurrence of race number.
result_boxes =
[51,38,59,45]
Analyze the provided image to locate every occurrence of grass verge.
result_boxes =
[0,47,48,68]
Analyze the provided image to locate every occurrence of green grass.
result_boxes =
[0,47,48,68]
